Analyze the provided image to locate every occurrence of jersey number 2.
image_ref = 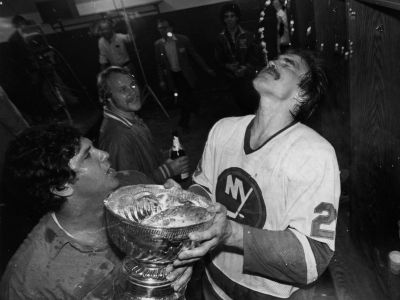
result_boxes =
[311,202,337,240]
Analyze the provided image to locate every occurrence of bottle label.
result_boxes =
[172,137,183,152]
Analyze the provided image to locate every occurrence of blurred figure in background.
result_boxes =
[97,18,136,74]
[154,19,215,131]
[8,15,78,123]
[0,86,29,199]
[7,15,52,122]
[0,87,29,258]
[258,1,279,63]
[273,0,291,54]
[215,3,262,116]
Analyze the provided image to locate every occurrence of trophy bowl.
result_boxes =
[104,184,215,300]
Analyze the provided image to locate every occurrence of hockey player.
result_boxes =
[176,49,340,299]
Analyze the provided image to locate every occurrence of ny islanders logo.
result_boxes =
[216,167,266,228]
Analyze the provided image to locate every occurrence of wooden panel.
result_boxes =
[348,0,400,264]
[329,203,386,299]
[312,0,350,170]
[288,0,316,49]
[358,0,400,11]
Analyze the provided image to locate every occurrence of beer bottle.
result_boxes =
[170,131,189,181]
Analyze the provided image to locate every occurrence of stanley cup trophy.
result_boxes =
[104,184,215,300]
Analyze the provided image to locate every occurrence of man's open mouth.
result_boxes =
[106,167,115,175]
[264,64,280,80]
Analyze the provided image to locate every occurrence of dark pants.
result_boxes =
[171,71,198,128]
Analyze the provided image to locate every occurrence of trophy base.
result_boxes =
[115,258,185,300]
[116,282,185,300]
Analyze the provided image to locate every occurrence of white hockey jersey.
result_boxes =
[193,116,340,299]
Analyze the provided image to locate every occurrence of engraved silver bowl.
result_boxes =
[104,185,214,299]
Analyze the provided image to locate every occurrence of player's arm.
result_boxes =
[243,226,333,285]
[180,215,331,285]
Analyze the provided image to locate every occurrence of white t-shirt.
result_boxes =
[98,33,130,66]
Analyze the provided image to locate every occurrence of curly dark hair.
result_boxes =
[219,2,241,24]
[5,124,81,214]
[97,66,135,106]
[286,49,328,122]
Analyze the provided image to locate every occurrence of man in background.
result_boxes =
[97,18,135,74]
[154,19,215,131]
[98,66,190,183]
[273,0,291,54]
[215,3,262,115]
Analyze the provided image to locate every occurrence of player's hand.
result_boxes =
[174,203,232,266]
[166,157,190,177]
[165,264,193,292]
[163,178,181,189]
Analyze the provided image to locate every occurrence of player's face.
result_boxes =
[99,22,113,40]
[68,137,119,199]
[273,0,282,10]
[108,73,141,112]
[253,54,309,102]
[224,12,239,30]
[157,21,173,39]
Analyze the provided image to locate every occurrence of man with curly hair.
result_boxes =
[0,124,191,299]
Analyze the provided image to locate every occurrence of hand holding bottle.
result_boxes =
[169,131,190,181]
[165,157,190,178]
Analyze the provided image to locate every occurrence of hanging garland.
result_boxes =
[258,0,272,63]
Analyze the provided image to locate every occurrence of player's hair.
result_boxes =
[287,49,328,122]
[219,3,241,24]
[97,66,135,106]
[4,124,81,214]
